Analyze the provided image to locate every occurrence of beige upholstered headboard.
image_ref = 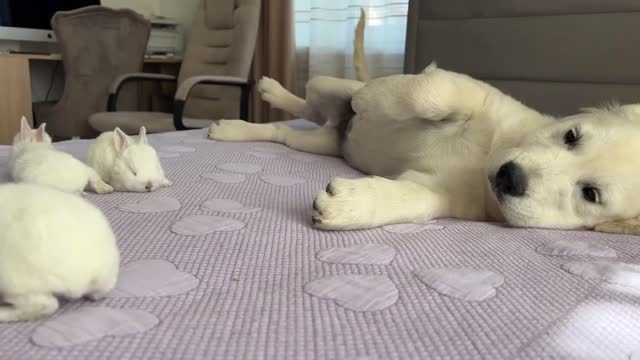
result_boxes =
[404,0,640,116]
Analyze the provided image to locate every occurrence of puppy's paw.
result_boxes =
[258,76,289,107]
[595,217,640,235]
[258,76,285,95]
[208,120,251,141]
[312,177,381,231]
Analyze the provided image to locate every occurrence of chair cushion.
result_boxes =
[89,111,215,135]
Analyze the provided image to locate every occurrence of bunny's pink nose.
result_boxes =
[145,181,153,191]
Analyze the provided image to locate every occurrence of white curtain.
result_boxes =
[294,0,409,95]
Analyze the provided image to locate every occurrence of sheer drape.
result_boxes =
[294,0,409,95]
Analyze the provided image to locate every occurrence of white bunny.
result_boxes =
[87,126,171,192]
[10,117,113,194]
[0,183,120,322]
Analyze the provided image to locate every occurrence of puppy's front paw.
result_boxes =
[312,177,381,231]
[208,120,251,141]
[595,217,640,235]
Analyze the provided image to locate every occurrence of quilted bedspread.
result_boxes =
[0,120,639,360]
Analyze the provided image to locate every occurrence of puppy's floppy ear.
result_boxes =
[113,127,130,155]
[594,216,640,235]
[618,104,640,119]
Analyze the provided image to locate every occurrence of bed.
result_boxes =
[1,0,640,358]
[0,120,638,360]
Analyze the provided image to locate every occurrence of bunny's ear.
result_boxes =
[113,127,130,155]
[34,123,47,143]
[19,116,32,140]
[138,126,148,145]
[20,116,32,131]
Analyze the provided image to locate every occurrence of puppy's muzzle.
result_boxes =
[492,161,528,198]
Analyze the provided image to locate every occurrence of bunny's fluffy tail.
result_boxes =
[354,8,370,82]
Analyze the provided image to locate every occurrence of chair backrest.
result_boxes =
[51,6,150,137]
[404,0,640,116]
[178,0,261,119]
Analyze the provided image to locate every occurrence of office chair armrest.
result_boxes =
[173,75,253,130]
[107,72,178,111]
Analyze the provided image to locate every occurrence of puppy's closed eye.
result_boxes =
[564,128,582,149]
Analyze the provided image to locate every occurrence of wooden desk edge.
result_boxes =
[0,53,182,63]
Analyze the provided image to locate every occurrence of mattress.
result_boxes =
[0,119,639,360]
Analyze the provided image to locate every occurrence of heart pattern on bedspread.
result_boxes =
[260,175,306,187]
[247,151,279,159]
[118,197,181,213]
[382,220,445,233]
[32,307,159,347]
[158,145,196,153]
[109,259,199,298]
[562,261,640,289]
[171,215,246,236]
[200,198,261,213]
[201,172,247,183]
[536,239,616,258]
[316,243,396,265]
[216,163,262,174]
[414,268,505,301]
[157,152,181,159]
[304,275,398,311]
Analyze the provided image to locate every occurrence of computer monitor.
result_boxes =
[0,0,100,42]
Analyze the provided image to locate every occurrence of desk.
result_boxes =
[0,53,181,144]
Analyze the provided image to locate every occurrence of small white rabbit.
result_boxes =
[87,126,171,192]
[10,117,113,194]
[0,183,120,322]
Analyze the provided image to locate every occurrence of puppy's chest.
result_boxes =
[343,117,491,176]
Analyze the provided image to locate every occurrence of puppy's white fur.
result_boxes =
[209,18,640,231]
[0,183,120,322]
[87,126,172,192]
[10,117,113,195]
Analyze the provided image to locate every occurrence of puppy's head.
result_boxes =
[488,104,640,229]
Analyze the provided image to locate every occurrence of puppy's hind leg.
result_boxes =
[209,121,340,156]
[0,293,59,322]
[212,75,362,156]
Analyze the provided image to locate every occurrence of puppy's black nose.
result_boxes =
[495,161,527,197]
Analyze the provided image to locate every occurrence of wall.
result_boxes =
[102,0,199,37]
